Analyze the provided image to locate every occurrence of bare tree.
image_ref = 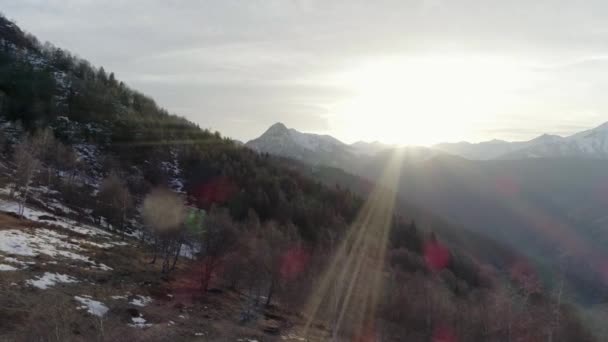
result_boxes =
[97,172,133,235]
[13,136,39,216]
[197,206,238,291]
[30,128,59,187]
[141,187,186,274]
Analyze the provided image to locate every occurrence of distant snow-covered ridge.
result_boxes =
[247,120,608,162]
[434,121,608,160]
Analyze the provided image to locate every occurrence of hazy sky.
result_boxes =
[2,0,608,145]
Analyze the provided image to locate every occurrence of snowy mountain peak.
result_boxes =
[246,123,356,167]
[438,121,608,160]
[530,133,563,143]
[264,122,289,136]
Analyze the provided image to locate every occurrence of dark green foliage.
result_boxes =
[391,219,423,254]
[0,13,370,247]
[0,52,58,127]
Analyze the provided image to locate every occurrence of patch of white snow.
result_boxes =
[26,272,78,289]
[74,295,109,317]
[0,264,18,271]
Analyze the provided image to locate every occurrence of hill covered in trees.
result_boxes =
[0,13,598,341]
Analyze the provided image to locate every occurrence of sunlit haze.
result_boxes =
[3,2,608,341]
[326,55,536,145]
[3,1,608,144]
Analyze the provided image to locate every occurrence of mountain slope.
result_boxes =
[435,122,608,160]
[350,140,393,155]
[357,152,608,304]
[502,122,608,159]
[0,13,599,341]
[245,122,357,168]
[249,122,608,305]
[247,123,442,170]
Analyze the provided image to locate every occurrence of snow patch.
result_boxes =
[0,228,112,270]
[0,199,113,238]
[27,272,78,289]
[0,264,18,271]
[2,256,34,267]
[129,295,152,307]
[129,314,152,328]
[111,295,128,300]
[74,295,109,317]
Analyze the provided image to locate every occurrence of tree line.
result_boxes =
[0,13,597,341]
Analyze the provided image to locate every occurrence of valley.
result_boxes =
[0,8,604,342]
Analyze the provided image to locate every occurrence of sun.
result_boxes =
[325,55,532,146]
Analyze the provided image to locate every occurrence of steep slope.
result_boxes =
[357,152,608,304]
[246,120,608,305]
[0,13,599,341]
[278,158,521,269]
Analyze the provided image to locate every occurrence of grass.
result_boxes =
[0,211,321,341]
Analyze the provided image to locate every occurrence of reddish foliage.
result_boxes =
[280,246,310,281]
[424,239,451,272]
[193,176,238,208]
[432,325,457,342]
[353,321,377,342]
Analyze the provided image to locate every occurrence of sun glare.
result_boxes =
[326,56,533,145]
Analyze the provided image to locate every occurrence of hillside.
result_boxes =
[356,153,608,305]
[250,121,608,307]
[276,157,521,270]
[0,13,599,341]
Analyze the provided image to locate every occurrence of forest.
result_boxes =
[0,13,598,341]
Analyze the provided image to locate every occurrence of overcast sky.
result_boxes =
[2,0,608,145]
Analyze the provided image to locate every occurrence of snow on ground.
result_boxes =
[281,334,307,341]
[162,149,184,193]
[0,228,112,270]
[74,295,109,317]
[110,295,129,300]
[26,272,78,289]
[129,295,153,307]
[2,256,34,267]
[0,264,18,271]
[129,314,152,328]
[0,198,133,271]
[77,238,128,249]
[0,199,113,239]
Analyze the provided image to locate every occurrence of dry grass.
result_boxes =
[0,211,317,341]
[0,211,37,230]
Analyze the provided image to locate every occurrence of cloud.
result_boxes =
[2,0,608,142]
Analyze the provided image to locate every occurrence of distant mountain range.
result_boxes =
[246,122,398,168]
[437,122,608,160]
[247,120,608,304]
[247,121,608,162]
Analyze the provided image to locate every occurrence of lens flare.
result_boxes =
[301,149,404,340]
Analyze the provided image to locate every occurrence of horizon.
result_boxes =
[3,4,608,340]
[3,1,608,145]
[255,119,608,147]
